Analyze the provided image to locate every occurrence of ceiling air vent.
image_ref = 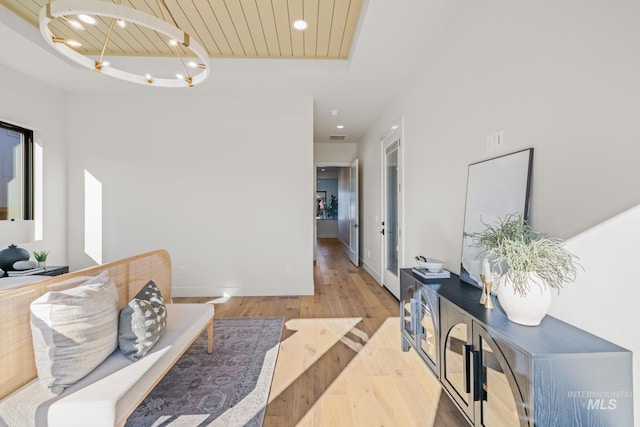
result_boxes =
[329,135,346,141]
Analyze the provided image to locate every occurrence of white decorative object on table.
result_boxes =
[13,260,37,270]
[415,258,444,272]
[497,273,551,325]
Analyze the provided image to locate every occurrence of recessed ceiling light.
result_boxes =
[337,125,344,129]
[168,39,178,46]
[116,19,126,29]
[293,20,308,30]
[391,125,399,130]
[78,14,97,25]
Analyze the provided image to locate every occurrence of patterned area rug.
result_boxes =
[126,317,284,427]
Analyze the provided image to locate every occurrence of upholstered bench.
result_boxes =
[0,250,214,427]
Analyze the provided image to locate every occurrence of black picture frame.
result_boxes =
[459,148,534,289]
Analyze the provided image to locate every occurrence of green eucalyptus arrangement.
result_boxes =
[469,214,580,296]
[33,250,49,262]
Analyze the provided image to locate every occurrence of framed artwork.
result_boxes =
[316,191,327,218]
[460,148,534,289]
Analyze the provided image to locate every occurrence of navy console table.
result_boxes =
[400,268,633,427]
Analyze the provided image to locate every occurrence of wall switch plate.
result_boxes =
[495,130,504,148]
[486,135,495,152]
[486,130,504,152]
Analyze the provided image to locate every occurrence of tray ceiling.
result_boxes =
[0,0,363,59]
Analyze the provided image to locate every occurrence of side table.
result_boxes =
[39,266,69,277]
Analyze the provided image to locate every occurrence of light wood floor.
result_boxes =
[176,238,468,427]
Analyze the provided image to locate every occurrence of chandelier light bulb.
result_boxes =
[68,19,84,30]
[77,14,97,25]
[168,39,178,46]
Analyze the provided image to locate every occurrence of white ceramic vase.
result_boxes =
[497,272,551,326]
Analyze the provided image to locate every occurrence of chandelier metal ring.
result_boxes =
[39,0,210,88]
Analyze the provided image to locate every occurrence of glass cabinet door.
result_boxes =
[402,286,416,343]
[440,298,475,422]
[474,327,528,427]
[418,289,438,374]
[444,322,470,405]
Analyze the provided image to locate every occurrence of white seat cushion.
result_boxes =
[0,303,214,427]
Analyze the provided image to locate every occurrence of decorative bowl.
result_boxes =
[416,258,444,272]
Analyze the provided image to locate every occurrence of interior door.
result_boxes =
[347,159,359,266]
[382,129,401,298]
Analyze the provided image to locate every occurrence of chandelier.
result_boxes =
[39,0,209,88]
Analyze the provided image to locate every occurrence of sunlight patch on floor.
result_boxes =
[295,317,443,427]
[268,317,363,403]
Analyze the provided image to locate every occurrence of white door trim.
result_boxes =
[347,158,359,266]
[380,118,405,299]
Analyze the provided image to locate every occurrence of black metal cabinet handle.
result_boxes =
[472,349,482,402]
[465,344,473,394]
[464,344,482,401]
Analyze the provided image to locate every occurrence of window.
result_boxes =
[0,121,34,220]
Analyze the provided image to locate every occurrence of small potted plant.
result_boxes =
[469,214,580,326]
[33,250,49,268]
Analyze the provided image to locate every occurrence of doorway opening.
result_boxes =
[316,167,342,238]
[315,160,359,266]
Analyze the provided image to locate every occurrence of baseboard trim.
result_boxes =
[172,285,314,298]
[361,260,382,285]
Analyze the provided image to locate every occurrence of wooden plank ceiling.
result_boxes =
[0,0,363,59]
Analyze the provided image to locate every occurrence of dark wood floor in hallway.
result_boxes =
[176,238,467,426]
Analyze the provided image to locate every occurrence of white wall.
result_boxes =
[66,95,314,297]
[314,142,356,163]
[317,220,338,238]
[358,0,640,417]
[0,63,67,265]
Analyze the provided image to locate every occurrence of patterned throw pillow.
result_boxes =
[118,280,168,361]
[30,272,120,394]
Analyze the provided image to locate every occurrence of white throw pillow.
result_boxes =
[30,272,120,394]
